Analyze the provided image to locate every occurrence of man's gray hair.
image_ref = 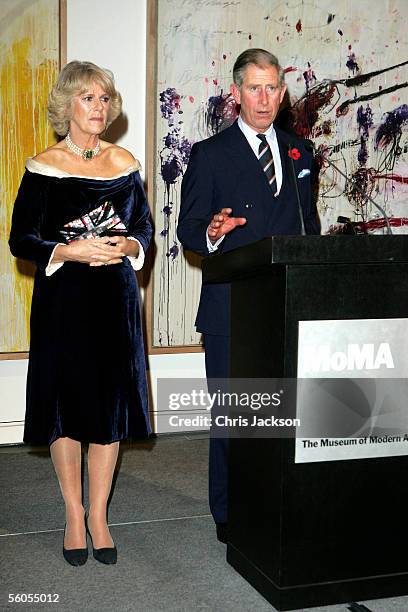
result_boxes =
[233,48,285,88]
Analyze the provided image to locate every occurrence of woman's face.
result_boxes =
[70,81,110,136]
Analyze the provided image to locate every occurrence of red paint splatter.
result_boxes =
[248,34,252,40]
[284,66,297,74]
[296,19,302,33]
[379,85,383,91]
[213,79,218,86]
[188,96,194,103]
[374,174,408,184]
[204,77,209,84]
[355,217,408,233]
[336,105,349,118]
[338,29,343,36]
[291,82,337,137]
[348,44,352,50]
[313,119,333,137]
[323,120,332,135]
[223,54,227,60]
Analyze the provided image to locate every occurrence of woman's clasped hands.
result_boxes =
[55,235,133,267]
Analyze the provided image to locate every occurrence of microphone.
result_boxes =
[288,143,306,236]
[304,140,392,235]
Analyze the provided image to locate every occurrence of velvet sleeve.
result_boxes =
[127,172,153,254]
[9,170,59,271]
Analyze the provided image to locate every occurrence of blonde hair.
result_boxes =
[48,61,122,136]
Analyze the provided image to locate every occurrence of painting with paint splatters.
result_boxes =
[0,0,61,353]
[150,0,408,349]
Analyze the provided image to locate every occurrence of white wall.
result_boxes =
[0,0,205,444]
[67,0,148,170]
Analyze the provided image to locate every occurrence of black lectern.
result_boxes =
[202,236,408,611]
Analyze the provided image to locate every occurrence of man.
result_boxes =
[177,48,319,543]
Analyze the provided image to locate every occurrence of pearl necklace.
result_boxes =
[65,132,101,161]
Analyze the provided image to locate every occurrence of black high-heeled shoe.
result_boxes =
[62,523,88,566]
[85,515,117,565]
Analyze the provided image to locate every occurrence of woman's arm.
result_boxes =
[9,170,125,270]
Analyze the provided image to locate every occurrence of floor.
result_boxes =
[1,433,407,612]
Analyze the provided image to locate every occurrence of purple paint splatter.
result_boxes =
[160,88,181,122]
[159,88,193,253]
[206,92,238,135]
[356,104,373,164]
[166,242,179,260]
[375,104,408,152]
[159,87,192,189]
[346,46,359,74]
[160,129,192,188]
[303,62,317,91]
[161,155,181,187]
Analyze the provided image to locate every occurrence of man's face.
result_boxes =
[231,63,287,133]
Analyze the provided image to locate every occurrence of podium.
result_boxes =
[202,236,408,611]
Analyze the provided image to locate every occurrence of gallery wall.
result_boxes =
[0,0,205,444]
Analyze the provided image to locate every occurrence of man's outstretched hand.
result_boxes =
[207,208,247,243]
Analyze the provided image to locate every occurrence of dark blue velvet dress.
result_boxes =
[9,162,152,445]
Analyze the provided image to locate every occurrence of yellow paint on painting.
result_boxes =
[0,0,58,352]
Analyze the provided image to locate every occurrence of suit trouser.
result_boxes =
[203,334,230,525]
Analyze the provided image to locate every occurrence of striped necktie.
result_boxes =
[257,133,276,195]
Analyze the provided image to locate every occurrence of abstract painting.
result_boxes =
[0,0,61,353]
[150,0,408,348]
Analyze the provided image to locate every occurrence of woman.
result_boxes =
[9,61,152,566]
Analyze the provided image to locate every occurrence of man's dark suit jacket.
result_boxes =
[177,120,320,336]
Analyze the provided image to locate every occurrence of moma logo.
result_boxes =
[304,343,395,373]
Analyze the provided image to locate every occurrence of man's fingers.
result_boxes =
[207,213,247,241]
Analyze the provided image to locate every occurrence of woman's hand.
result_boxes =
[89,235,139,266]
[104,235,140,258]
[54,237,125,266]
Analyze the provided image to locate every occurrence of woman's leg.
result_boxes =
[87,441,120,548]
[50,437,86,549]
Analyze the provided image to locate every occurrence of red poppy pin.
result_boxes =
[288,147,301,160]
